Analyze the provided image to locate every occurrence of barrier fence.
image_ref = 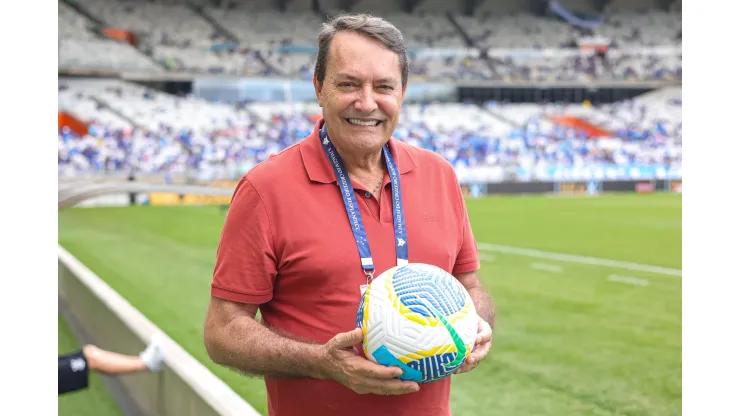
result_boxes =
[58,245,259,416]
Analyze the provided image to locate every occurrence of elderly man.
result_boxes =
[204,13,495,416]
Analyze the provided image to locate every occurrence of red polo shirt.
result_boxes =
[211,119,480,416]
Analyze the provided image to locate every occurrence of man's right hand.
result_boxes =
[317,328,421,395]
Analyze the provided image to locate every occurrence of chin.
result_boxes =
[349,134,388,152]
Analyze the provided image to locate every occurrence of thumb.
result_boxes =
[333,328,363,349]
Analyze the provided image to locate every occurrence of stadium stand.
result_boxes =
[382,13,468,48]
[58,0,681,183]
[203,8,324,48]
[456,13,577,49]
[58,1,97,41]
[74,0,227,47]
[58,77,681,179]
[58,0,164,72]
[595,11,682,48]
[58,0,681,82]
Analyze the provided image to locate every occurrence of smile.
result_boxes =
[346,118,382,127]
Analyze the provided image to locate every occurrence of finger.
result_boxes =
[456,352,485,374]
[352,357,405,379]
[333,328,363,349]
[362,377,420,395]
[454,361,477,374]
[468,341,492,364]
[454,356,477,374]
[476,322,493,345]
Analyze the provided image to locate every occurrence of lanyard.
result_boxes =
[319,124,409,285]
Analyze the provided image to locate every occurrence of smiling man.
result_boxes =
[204,13,495,416]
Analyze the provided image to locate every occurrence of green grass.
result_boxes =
[58,315,122,416]
[58,193,681,416]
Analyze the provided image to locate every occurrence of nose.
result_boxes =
[354,85,378,114]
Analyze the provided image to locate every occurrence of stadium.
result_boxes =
[57,0,682,415]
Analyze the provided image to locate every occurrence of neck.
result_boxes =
[335,143,385,177]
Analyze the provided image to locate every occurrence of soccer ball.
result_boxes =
[356,263,479,384]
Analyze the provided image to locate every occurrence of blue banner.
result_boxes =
[517,164,682,182]
[210,42,240,52]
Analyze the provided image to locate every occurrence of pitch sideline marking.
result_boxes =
[479,254,496,262]
[530,263,564,273]
[608,274,650,286]
[477,242,681,276]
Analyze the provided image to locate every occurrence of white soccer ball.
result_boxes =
[356,263,479,384]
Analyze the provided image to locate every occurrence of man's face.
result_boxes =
[314,31,406,153]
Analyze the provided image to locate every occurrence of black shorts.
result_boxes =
[59,350,89,395]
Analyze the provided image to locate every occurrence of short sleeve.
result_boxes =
[449,171,480,275]
[211,176,277,304]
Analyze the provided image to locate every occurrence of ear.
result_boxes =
[313,75,323,108]
[401,83,408,103]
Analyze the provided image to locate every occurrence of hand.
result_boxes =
[318,328,420,395]
[455,318,493,375]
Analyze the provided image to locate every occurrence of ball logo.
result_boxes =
[70,357,86,372]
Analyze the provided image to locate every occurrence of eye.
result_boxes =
[338,82,354,88]
[378,85,393,90]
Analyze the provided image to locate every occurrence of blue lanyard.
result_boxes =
[319,124,409,283]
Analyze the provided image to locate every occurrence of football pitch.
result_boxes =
[58,193,681,416]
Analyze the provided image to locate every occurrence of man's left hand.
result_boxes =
[454,318,493,374]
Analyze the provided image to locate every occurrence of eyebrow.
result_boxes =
[336,73,397,84]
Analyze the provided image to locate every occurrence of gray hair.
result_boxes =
[314,13,409,88]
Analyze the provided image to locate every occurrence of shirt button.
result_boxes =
[364,192,372,198]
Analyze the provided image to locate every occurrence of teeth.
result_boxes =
[348,119,379,126]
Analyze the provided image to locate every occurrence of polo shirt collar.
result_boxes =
[300,118,417,184]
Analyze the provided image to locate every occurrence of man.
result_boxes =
[59,339,164,395]
[204,13,495,416]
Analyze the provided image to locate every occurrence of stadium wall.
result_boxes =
[461,179,682,197]
[122,178,681,205]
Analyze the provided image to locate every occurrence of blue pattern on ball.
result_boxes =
[392,265,467,318]
[403,352,462,383]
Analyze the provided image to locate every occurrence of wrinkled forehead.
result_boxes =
[326,32,402,83]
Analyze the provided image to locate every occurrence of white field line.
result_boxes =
[477,243,681,276]
[608,274,650,286]
[530,263,564,273]
[479,254,496,262]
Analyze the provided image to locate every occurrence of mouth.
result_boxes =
[345,118,383,127]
